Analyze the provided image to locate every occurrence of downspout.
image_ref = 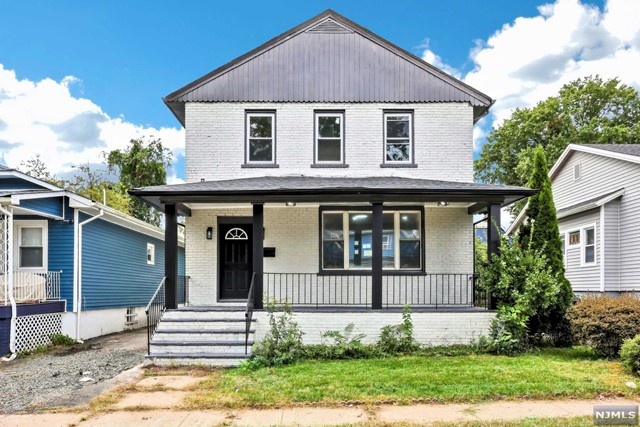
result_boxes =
[75,208,104,342]
[0,205,15,361]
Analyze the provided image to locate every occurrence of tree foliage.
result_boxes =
[517,147,573,341]
[475,76,640,203]
[106,137,172,226]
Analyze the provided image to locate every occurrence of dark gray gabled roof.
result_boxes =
[0,164,12,171]
[130,176,535,213]
[164,9,493,126]
[581,144,640,158]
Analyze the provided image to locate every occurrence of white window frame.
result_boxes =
[321,210,422,271]
[383,112,413,164]
[567,229,581,247]
[246,112,276,164]
[13,220,48,272]
[582,225,597,267]
[559,233,566,267]
[315,112,344,164]
[562,223,597,268]
[147,243,155,265]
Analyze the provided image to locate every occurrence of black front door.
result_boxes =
[219,223,253,300]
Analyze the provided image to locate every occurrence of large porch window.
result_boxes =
[321,210,422,271]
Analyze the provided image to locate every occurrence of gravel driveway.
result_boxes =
[0,329,146,413]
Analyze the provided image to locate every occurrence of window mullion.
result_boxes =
[394,212,400,270]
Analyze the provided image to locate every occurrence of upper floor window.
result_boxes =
[384,112,413,163]
[315,112,344,163]
[246,112,275,164]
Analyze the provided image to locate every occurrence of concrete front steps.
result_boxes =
[146,306,255,367]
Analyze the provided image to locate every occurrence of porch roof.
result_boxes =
[130,176,535,215]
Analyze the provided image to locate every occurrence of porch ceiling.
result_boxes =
[129,176,536,215]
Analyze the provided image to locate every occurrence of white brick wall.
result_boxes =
[185,102,474,183]
[186,206,472,305]
[254,311,494,346]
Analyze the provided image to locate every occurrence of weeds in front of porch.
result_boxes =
[187,347,639,409]
[246,303,425,369]
[50,333,76,346]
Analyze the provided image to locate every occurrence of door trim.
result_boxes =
[217,217,253,303]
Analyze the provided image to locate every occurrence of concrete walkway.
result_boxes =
[1,372,638,426]
[2,398,639,426]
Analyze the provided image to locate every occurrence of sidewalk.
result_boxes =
[1,372,638,426]
[2,398,638,426]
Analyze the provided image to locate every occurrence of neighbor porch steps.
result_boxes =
[146,306,255,367]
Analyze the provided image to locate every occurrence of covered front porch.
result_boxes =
[132,176,535,312]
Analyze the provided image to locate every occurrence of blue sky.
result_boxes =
[1,0,637,182]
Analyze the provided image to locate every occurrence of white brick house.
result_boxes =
[131,10,534,365]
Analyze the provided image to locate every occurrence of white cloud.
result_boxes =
[462,0,640,135]
[420,40,462,79]
[0,64,184,176]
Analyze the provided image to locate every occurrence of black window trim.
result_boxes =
[381,109,416,167]
[312,109,347,167]
[317,205,425,276]
[244,109,277,167]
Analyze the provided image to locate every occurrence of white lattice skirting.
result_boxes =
[15,313,62,353]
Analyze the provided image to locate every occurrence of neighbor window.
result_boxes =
[246,112,275,163]
[568,231,580,246]
[584,227,595,264]
[573,163,581,181]
[384,113,412,163]
[315,112,344,163]
[147,243,155,265]
[15,221,47,269]
[321,210,421,271]
[560,234,566,266]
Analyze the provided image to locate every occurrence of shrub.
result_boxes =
[620,335,640,376]
[303,324,382,360]
[568,295,640,358]
[480,306,529,356]
[377,305,419,354]
[248,300,304,368]
[50,333,76,346]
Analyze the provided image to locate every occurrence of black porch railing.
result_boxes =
[145,277,166,354]
[263,273,488,309]
[245,272,256,354]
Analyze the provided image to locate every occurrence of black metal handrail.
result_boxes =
[245,272,256,354]
[145,277,166,355]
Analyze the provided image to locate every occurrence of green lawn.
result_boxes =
[185,347,639,409]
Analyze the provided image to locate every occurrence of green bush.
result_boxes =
[377,305,419,354]
[568,295,640,358]
[620,335,640,376]
[247,300,304,368]
[480,306,529,355]
[303,324,382,360]
[50,333,76,346]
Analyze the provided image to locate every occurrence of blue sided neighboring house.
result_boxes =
[0,164,185,357]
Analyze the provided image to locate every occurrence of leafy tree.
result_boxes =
[475,76,640,211]
[20,155,63,186]
[518,147,573,343]
[65,164,131,214]
[106,137,172,226]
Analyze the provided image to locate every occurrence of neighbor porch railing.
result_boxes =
[1,270,62,305]
[262,273,488,309]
